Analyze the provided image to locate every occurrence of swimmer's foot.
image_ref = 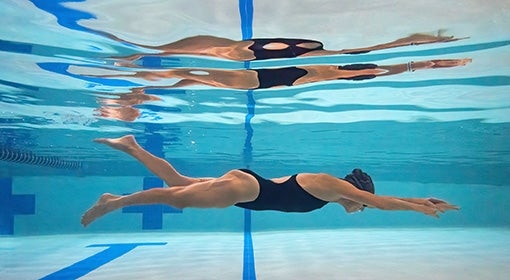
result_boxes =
[109,54,144,67]
[113,59,141,68]
[93,135,140,153]
[81,193,120,227]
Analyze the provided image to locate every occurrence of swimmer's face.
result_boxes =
[338,198,365,213]
[350,204,365,213]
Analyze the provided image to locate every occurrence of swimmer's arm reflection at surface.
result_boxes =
[81,135,459,227]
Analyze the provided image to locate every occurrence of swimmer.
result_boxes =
[107,30,468,63]
[81,135,459,227]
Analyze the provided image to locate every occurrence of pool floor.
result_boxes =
[1,228,509,280]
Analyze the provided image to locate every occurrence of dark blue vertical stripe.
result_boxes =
[240,0,253,40]
[242,209,256,280]
[243,90,255,166]
[239,0,256,280]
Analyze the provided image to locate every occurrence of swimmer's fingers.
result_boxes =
[427,197,447,204]
[425,199,460,213]
[437,29,470,42]
[424,201,443,214]
[442,36,470,43]
[419,203,440,218]
[433,202,460,212]
[427,197,459,208]
[439,203,460,211]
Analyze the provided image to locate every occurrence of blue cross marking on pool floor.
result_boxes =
[123,177,182,230]
[0,178,35,235]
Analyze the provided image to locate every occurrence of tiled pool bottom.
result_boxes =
[2,228,509,280]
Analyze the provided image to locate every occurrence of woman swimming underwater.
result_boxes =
[81,135,458,227]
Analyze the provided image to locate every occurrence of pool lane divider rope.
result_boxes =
[239,0,257,279]
[0,148,82,170]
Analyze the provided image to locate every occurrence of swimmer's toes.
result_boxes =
[93,138,108,144]
[80,214,90,227]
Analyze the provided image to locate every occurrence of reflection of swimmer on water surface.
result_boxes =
[97,88,161,106]
[106,30,468,63]
[94,88,161,122]
[91,58,472,90]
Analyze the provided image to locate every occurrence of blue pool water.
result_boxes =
[1,0,509,279]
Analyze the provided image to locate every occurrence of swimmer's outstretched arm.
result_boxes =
[325,175,459,217]
[377,197,459,214]
[368,196,451,217]
[361,195,458,218]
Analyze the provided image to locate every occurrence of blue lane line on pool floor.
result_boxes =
[39,242,167,280]
[239,0,257,280]
[243,209,256,280]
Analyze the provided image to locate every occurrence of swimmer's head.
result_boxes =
[344,168,375,194]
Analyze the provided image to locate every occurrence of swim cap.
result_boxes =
[344,168,375,194]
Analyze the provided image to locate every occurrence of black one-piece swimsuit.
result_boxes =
[234,169,329,212]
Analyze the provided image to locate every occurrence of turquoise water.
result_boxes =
[1,0,509,279]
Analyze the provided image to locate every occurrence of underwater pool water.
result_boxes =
[2,229,510,280]
[1,0,509,279]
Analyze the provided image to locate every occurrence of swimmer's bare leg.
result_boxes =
[110,35,246,61]
[94,135,204,186]
[81,187,185,227]
[87,70,176,81]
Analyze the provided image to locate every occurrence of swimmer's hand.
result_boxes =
[414,198,459,218]
[426,198,460,212]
